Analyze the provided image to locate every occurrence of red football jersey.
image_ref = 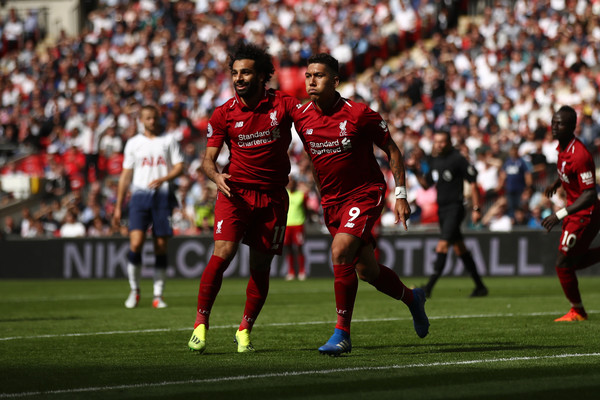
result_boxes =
[293,95,389,206]
[556,137,599,216]
[207,89,300,190]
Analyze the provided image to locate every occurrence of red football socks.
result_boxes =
[556,266,582,306]
[286,253,295,276]
[239,267,270,332]
[371,264,414,305]
[333,263,358,334]
[194,255,230,329]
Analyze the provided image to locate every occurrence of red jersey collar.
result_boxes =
[310,92,344,115]
[233,87,270,111]
[556,137,576,153]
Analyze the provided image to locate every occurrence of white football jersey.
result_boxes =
[122,133,184,193]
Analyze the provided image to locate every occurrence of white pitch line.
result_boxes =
[1,310,598,342]
[2,288,330,303]
[1,352,599,399]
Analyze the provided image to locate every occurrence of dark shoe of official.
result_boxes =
[469,286,488,298]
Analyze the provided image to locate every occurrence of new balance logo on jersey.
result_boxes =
[581,171,594,185]
[344,222,355,228]
[235,121,244,128]
[307,129,313,135]
[339,120,348,136]
[216,220,224,234]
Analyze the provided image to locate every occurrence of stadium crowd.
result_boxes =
[1,0,600,239]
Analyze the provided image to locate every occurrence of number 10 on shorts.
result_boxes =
[561,230,577,249]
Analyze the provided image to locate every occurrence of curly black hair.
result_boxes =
[228,42,274,86]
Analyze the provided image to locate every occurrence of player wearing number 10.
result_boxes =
[187,43,300,353]
[293,53,429,355]
[542,105,600,322]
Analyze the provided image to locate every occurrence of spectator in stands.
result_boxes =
[498,145,533,217]
[59,210,86,237]
[2,215,19,238]
[0,180,13,205]
[50,198,67,223]
[87,215,111,237]
[38,206,61,237]
[3,9,24,53]
[482,196,513,232]
[19,207,35,237]
[43,159,70,200]
[528,205,545,230]
[74,117,102,184]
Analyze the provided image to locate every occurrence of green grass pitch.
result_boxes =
[1,276,600,399]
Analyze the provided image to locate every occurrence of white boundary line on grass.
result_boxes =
[1,352,599,398]
[0,310,598,342]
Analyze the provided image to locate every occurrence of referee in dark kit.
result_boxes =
[411,130,488,298]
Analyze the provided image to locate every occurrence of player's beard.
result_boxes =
[235,78,260,100]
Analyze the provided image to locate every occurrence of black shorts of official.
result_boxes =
[437,203,465,243]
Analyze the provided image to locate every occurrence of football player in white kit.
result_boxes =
[113,105,184,308]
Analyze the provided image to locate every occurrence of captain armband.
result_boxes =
[395,186,407,199]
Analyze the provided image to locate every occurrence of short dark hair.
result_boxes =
[434,130,451,142]
[228,42,274,86]
[557,105,577,131]
[308,53,339,77]
[141,104,160,115]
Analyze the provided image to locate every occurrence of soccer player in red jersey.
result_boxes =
[293,53,429,355]
[542,105,600,322]
[188,43,300,353]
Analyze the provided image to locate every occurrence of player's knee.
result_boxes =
[556,257,573,270]
[331,244,353,265]
[436,242,449,253]
[213,241,238,261]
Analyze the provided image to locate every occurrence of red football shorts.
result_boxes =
[284,225,305,246]
[558,209,600,257]
[213,186,289,255]
[322,185,385,244]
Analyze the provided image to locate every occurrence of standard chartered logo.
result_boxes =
[309,138,352,155]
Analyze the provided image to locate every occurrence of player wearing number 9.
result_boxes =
[293,53,429,355]
[542,105,600,322]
